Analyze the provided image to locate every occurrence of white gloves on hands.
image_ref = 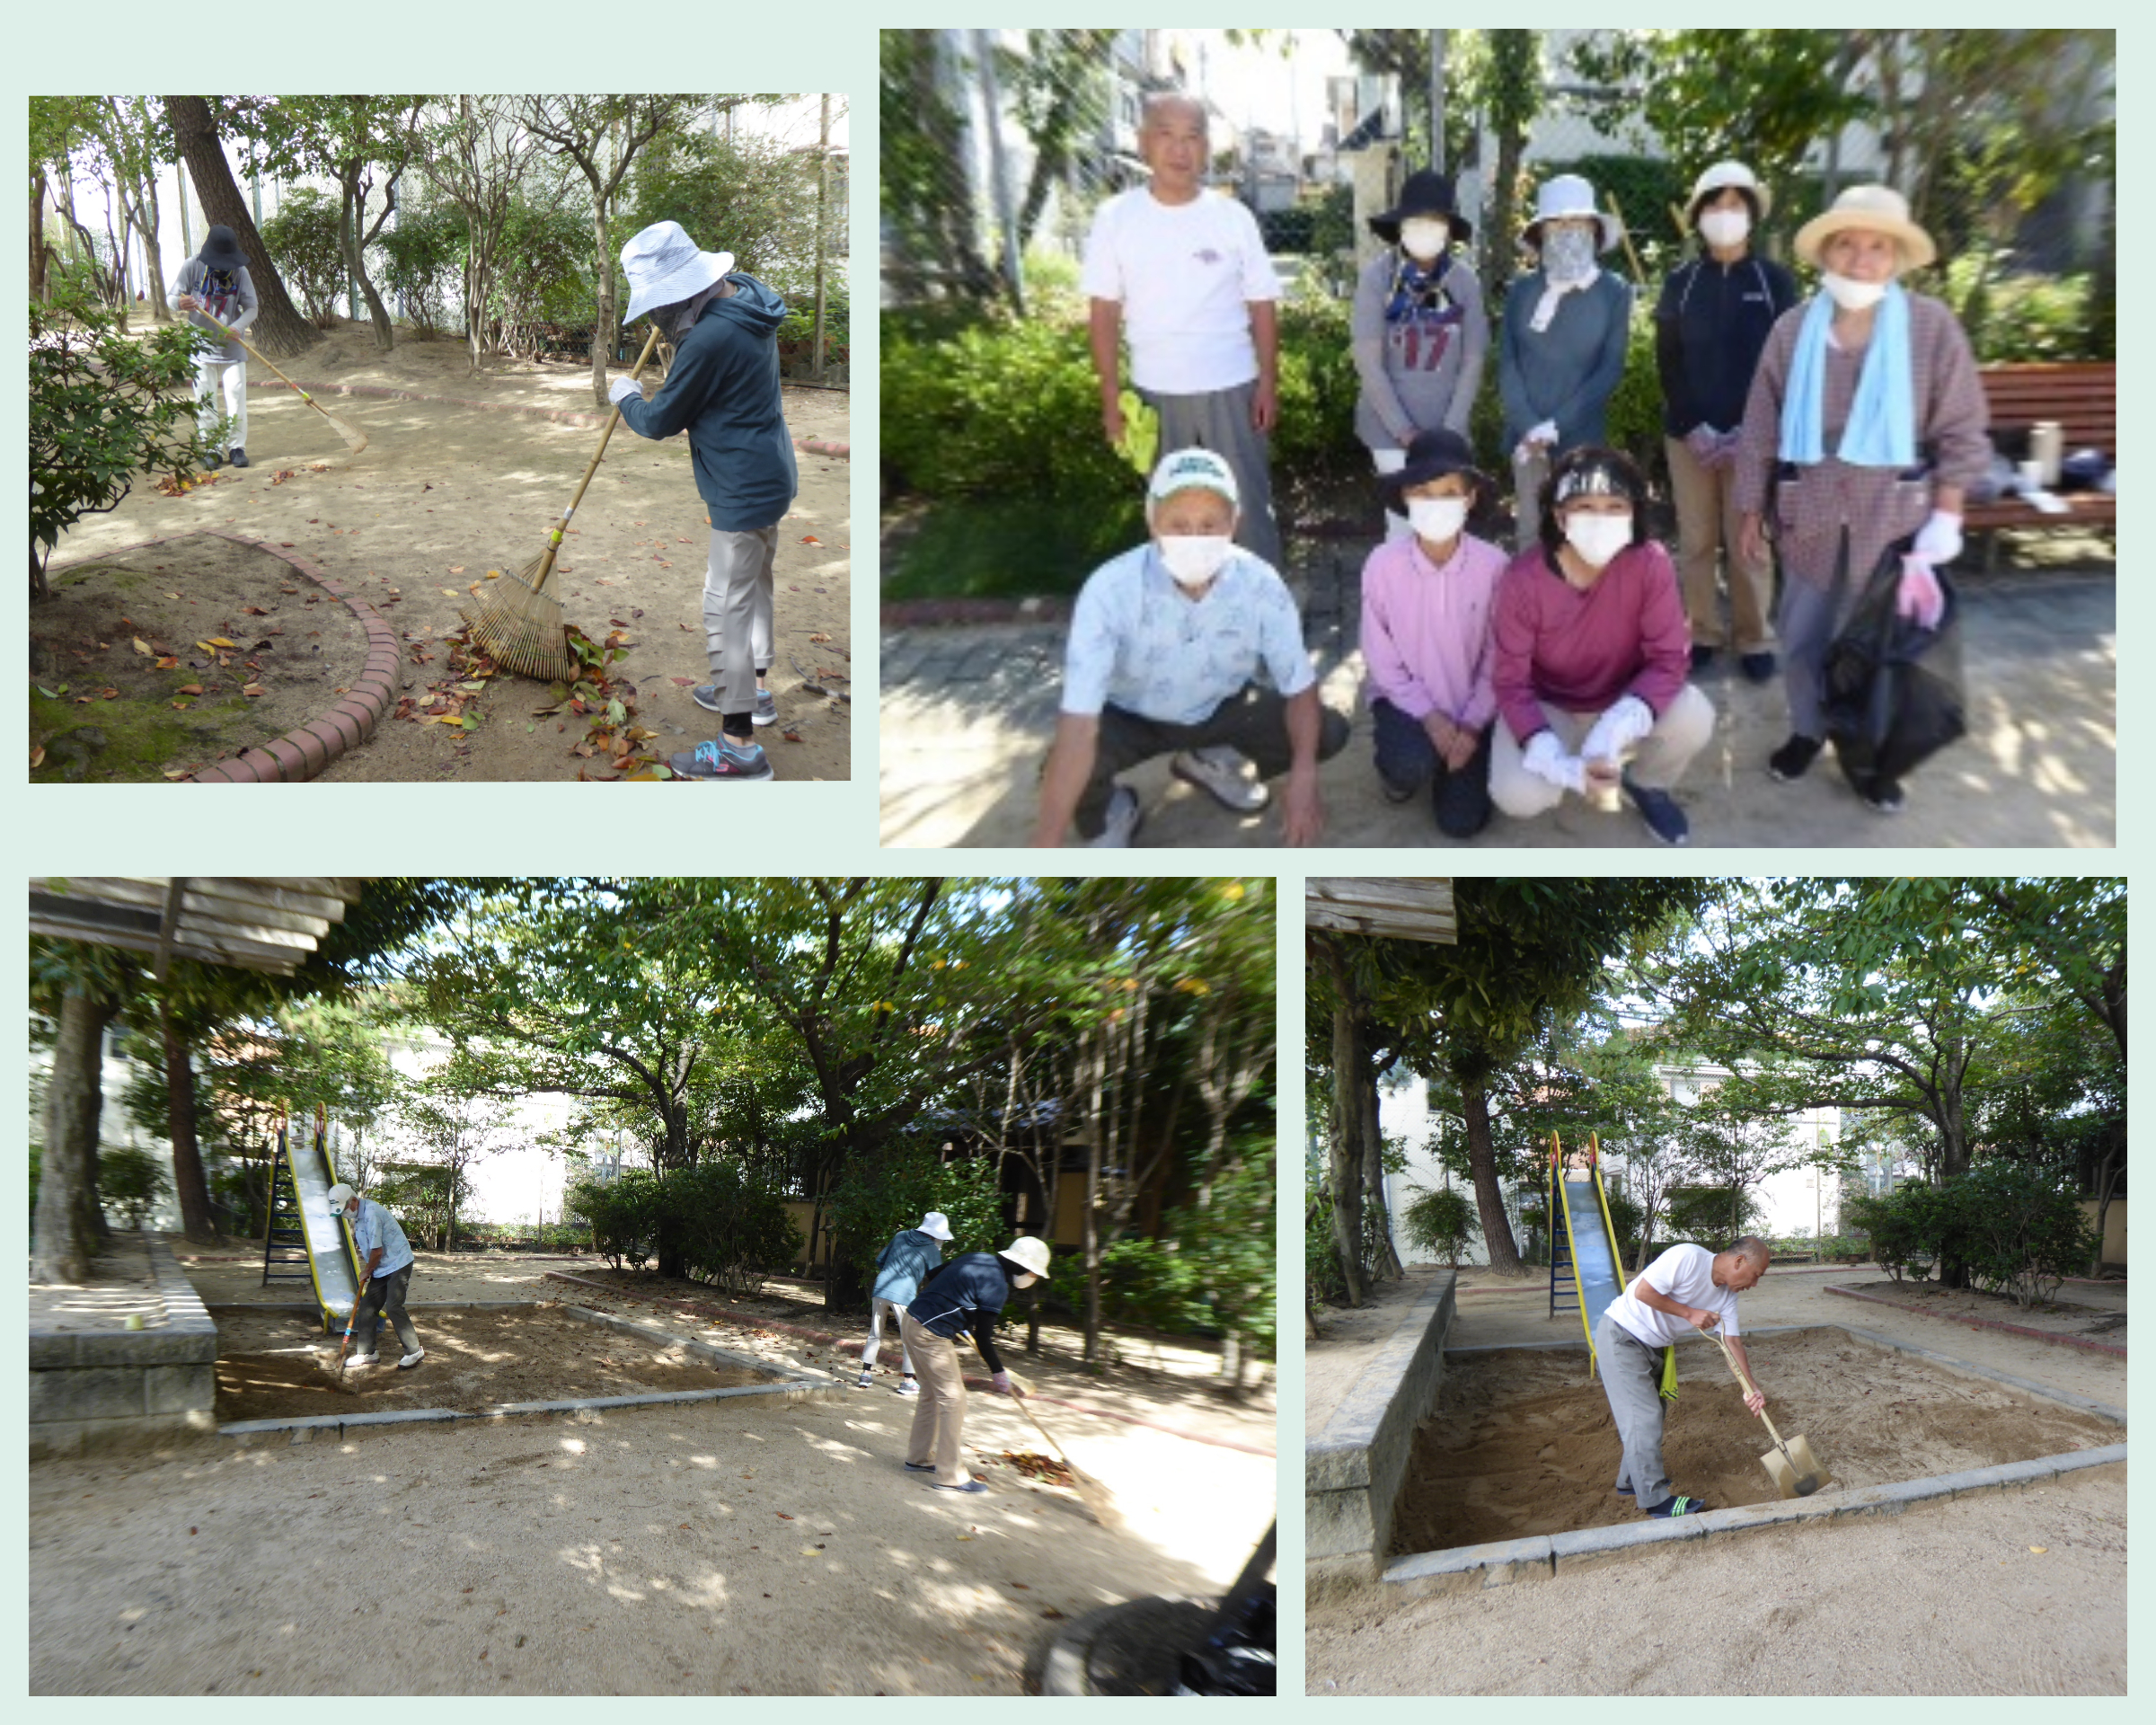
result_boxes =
[1529,420,1559,447]
[607,376,642,408]
[1913,509,1964,566]
[1581,694,1655,765]
[1685,425,1723,463]
[1523,730,1586,794]
[991,1371,1012,1395]
[1895,555,1946,630]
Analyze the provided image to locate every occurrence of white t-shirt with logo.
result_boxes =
[1604,1243,1741,1348]
[1081,187,1282,396]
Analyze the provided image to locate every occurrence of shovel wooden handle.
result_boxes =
[1705,1325,1796,1451]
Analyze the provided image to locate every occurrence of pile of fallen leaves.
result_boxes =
[999,1450,1076,1488]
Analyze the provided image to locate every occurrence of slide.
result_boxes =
[283,1118,363,1331]
[1552,1134,1627,1374]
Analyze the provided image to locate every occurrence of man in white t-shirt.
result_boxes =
[1083,92,1284,571]
[1594,1237,1771,1517]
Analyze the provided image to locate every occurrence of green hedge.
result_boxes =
[1843,1166,2096,1305]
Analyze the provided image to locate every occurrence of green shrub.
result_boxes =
[823,1145,1006,1296]
[1957,1162,2099,1308]
[569,1169,667,1272]
[1400,1184,1478,1266]
[1842,1182,1957,1284]
[487,194,597,353]
[663,1162,801,1298]
[260,188,349,326]
[1942,257,2099,363]
[98,1144,172,1231]
[1661,1183,1763,1245]
[29,1145,41,1241]
[1305,1182,1344,1308]
[372,203,464,339]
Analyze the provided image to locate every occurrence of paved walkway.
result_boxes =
[879,542,2114,848]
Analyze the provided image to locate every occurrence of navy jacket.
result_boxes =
[907,1252,1013,1375]
[618,274,799,531]
[1655,252,1798,436]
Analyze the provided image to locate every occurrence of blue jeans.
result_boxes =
[1372,697,1492,838]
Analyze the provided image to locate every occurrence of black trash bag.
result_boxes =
[1173,1582,1276,1695]
[1822,535,1966,790]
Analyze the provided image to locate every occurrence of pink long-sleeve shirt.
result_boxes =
[1359,531,1507,730]
[1492,539,1692,743]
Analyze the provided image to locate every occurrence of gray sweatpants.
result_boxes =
[703,525,777,721]
[354,1262,419,1358]
[1595,1311,1673,1506]
[1142,382,1282,571]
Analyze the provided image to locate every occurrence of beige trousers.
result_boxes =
[1489,684,1717,820]
[1666,433,1776,653]
[902,1313,970,1487]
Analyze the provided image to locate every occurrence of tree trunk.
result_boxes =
[1326,998,1365,1308]
[159,1001,218,1244]
[163,95,319,358]
[128,176,168,321]
[1457,1065,1524,1274]
[2090,1143,2122,1276]
[31,164,49,302]
[32,986,119,1284]
[1082,1032,1106,1366]
[1359,1058,1403,1280]
[338,163,397,351]
[588,199,617,409]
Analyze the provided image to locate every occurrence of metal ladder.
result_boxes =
[1549,1219,1582,1322]
[261,1124,313,1289]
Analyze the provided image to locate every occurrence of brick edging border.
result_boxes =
[41,529,399,783]
[246,375,849,457]
[541,1269,1276,1458]
[1824,1282,2127,1357]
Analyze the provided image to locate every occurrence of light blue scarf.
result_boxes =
[1777,281,1915,467]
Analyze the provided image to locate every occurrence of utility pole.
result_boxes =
[1428,30,1447,173]
[812,93,830,380]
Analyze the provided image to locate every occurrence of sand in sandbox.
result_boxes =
[212,1304,774,1420]
[1391,1328,2121,1554]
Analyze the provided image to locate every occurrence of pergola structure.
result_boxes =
[1304,878,1457,945]
[27,877,367,976]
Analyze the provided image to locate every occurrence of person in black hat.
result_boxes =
[1352,170,1489,541]
[1360,429,1508,838]
[171,225,259,470]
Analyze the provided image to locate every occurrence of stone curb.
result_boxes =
[41,528,399,783]
[883,597,1073,631]
[30,1237,220,1369]
[212,1300,547,1313]
[244,375,850,456]
[1824,1283,2128,1357]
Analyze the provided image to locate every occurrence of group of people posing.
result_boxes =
[1038,90,1989,847]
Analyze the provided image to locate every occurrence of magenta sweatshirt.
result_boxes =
[1491,539,1692,743]
[1358,531,1507,730]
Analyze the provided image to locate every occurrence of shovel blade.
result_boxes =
[1761,1435,1831,1499]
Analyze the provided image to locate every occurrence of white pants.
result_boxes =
[862,1296,915,1376]
[702,525,777,719]
[1371,446,1410,542]
[194,357,247,451]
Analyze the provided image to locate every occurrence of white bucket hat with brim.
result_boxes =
[918,1211,953,1242]
[1521,173,1622,253]
[999,1236,1052,1279]
[1795,183,1936,271]
[1687,160,1772,225]
[619,220,736,324]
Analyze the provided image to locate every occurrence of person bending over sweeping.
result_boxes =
[327,1182,424,1370]
[1594,1235,1770,1517]
[609,219,800,783]
[171,225,258,472]
[900,1236,1053,1494]
[861,1210,952,1396]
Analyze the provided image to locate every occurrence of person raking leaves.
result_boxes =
[171,224,258,472]
[327,1182,423,1371]
[899,1236,1053,1494]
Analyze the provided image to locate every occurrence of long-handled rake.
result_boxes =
[197,315,369,455]
[976,1345,1123,1531]
[463,323,665,683]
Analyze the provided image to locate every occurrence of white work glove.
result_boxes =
[1895,555,1946,631]
[1684,425,1723,464]
[1581,694,1655,764]
[1523,730,1586,795]
[607,376,642,409]
[1529,419,1559,447]
[991,1370,1012,1396]
[1912,509,1964,567]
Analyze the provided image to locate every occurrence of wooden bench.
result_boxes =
[1965,361,2116,569]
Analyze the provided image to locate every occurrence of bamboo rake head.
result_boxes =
[460,548,578,684]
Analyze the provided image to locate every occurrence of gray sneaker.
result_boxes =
[1087,784,1144,847]
[693,684,777,726]
[1171,745,1270,813]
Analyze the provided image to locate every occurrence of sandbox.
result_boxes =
[1392,1328,2121,1555]
[210,1301,811,1430]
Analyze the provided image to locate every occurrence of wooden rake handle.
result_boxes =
[529,323,665,597]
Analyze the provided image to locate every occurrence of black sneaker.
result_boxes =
[1643,1493,1709,1518]
[1738,650,1776,683]
[1860,777,1906,814]
[1622,776,1690,846]
[1768,734,1823,782]
[1378,774,1420,805]
[229,447,250,469]
[200,451,223,472]
[1690,643,1716,673]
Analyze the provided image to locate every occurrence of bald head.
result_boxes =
[1714,1236,1772,1290]
[1141,91,1207,137]
[1138,92,1207,202]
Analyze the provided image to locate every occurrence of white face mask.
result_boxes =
[1699,208,1751,250]
[1564,513,1633,569]
[1822,271,1888,312]
[1407,496,1470,545]
[1011,1271,1038,1289]
[1157,535,1234,588]
[1399,217,1450,262]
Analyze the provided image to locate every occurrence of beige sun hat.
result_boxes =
[999,1236,1052,1279]
[1795,183,1936,271]
[1521,172,1623,253]
[1687,160,1772,225]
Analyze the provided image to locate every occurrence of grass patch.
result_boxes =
[31,687,249,783]
[882,493,1145,604]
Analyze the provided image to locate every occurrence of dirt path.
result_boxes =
[39,322,851,782]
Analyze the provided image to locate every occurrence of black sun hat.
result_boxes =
[1367,169,1473,246]
[1378,427,1492,516]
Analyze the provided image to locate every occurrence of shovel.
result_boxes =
[1704,1325,1830,1498]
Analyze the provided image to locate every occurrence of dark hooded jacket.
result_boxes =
[617,272,799,531]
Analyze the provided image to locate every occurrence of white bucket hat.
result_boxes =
[1687,160,1772,224]
[918,1211,953,1242]
[1521,173,1622,253]
[1147,447,1239,511]
[1794,183,1936,271]
[325,1183,356,1210]
[999,1236,1052,1279]
[619,220,736,325]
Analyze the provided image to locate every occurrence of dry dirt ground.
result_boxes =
[1305,1264,2127,1694]
[1389,1330,2120,1553]
[1828,1277,2128,1348]
[211,1304,773,1420]
[36,320,851,782]
[26,1248,1277,1694]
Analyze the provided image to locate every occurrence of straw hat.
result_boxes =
[1794,184,1936,271]
[999,1236,1053,1279]
[1686,161,1772,225]
[619,220,735,324]
[1521,173,1622,253]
